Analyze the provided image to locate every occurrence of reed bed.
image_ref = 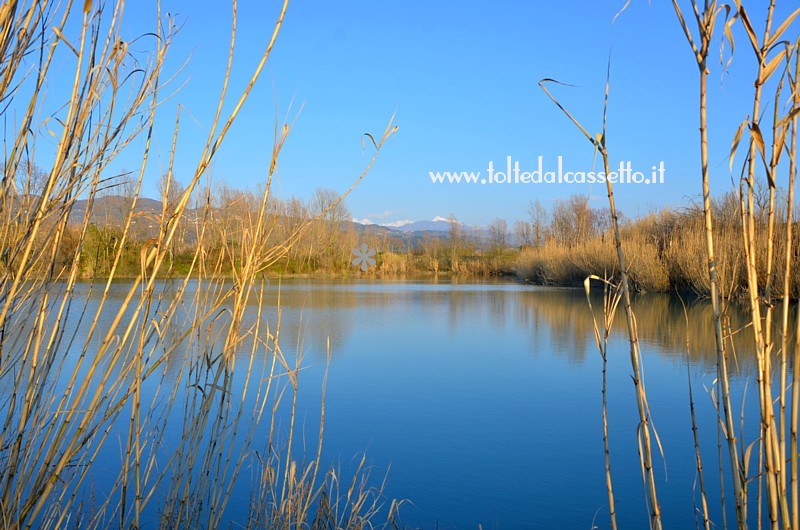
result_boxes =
[0,2,399,529]
[515,202,799,297]
[538,1,800,528]
[516,237,669,293]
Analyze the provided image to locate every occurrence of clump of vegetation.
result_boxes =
[537,1,800,529]
[516,236,669,293]
[515,192,798,297]
[0,2,400,529]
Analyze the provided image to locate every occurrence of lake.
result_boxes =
[0,277,779,528]
[270,278,768,529]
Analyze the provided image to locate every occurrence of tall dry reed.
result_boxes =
[0,2,398,529]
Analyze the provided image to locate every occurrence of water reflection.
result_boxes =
[256,278,791,373]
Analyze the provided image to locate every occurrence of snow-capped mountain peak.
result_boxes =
[381,219,413,228]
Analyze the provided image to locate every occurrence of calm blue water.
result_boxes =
[0,278,778,529]
[247,278,762,529]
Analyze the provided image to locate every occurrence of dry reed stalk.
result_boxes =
[729,2,800,527]
[585,274,621,530]
[671,2,749,526]
[0,1,400,528]
[789,36,800,530]
[680,294,712,530]
[540,66,663,528]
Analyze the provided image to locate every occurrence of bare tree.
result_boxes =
[514,220,533,248]
[550,195,601,246]
[488,218,508,252]
[310,187,350,269]
[311,187,350,226]
[528,199,548,246]
[421,233,443,273]
[448,213,463,271]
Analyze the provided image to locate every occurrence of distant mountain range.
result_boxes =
[351,216,460,234]
[64,196,487,244]
[68,196,164,226]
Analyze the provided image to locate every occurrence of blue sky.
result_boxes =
[111,1,799,226]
